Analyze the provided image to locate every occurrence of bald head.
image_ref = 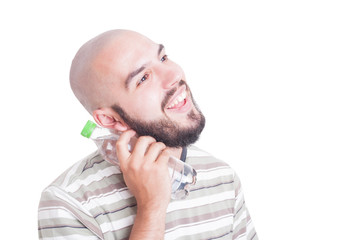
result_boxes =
[69,29,150,114]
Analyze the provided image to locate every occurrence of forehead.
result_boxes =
[93,33,158,81]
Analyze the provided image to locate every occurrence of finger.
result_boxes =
[116,130,137,165]
[132,136,157,157]
[156,148,172,166]
[145,142,166,162]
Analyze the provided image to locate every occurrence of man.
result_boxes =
[38,29,258,240]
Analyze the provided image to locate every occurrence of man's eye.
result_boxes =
[161,55,168,62]
[137,73,149,86]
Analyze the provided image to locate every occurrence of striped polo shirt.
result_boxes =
[38,145,258,240]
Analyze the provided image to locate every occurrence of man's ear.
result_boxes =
[93,108,129,132]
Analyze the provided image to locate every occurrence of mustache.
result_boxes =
[161,80,187,111]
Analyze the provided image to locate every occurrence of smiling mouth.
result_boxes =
[166,90,187,109]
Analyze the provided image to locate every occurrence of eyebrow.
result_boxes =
[124,44,165,89]
[158,44,164,56]
[125,65,146,89]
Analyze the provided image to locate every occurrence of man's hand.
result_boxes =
[116,130,171,239]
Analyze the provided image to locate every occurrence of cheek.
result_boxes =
[131,92,163,119]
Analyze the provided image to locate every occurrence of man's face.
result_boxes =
[98,32,205,147]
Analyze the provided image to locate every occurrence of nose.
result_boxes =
[156,63,183,89]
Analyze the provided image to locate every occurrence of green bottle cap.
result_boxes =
[81,120,97,138]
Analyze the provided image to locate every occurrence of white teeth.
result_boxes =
[167,90,187,109]
[177,96,183,102]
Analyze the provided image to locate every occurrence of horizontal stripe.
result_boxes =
[65,166,120,193]
[191,179,234,193]
[40,234,99,240]
[196,166,234,181]
[192,161,229,170]
[234,191,245,211]
[233,218,256,240]
[60,160,84,189]
[187,148,212,157]
[165,214,234,239]
[233,210,247,231]
[38,208,76,221]
[167,190,235,213]
[39,190,103,238]
[166,207,233,229]
[94,205,137,220]
[82,188,133,211]
[39,224,87,231]
[99,214,135,233]
[42,186,93,216]
[234,233,246,240]
[76,182,128,203]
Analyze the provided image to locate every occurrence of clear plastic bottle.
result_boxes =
[81,120,197,200]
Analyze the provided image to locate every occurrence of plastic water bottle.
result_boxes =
[81,120,197,200]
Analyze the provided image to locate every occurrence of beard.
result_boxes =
[111,82,205,148]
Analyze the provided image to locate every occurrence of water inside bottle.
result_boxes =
[94,137,197,199]
[169,156,197,199]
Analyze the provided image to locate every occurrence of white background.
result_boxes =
[1,0,360,239]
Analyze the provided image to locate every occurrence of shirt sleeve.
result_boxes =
[232,173,258,240]
[38,187,103,240]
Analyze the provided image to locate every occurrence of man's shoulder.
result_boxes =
[41,151,122,196]
[186,145,231,169]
